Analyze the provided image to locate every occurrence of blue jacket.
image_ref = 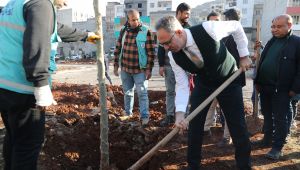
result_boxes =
[0,0,57,94]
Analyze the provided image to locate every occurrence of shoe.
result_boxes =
[252,137,272,147]
[217,137,232,147]
[142,117,149,125]
[160,115,174,126]
[119,114,133,121]
[203,129,212,137]
[266,148,282,160]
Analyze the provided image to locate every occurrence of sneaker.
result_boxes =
[252,137,272,147]
[266,148,283,160]
[141,117,149,126]
[217,137,232,147]
[119,114,133,121]
[160,115,175,126]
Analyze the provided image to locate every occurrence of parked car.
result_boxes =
[70,54,82,60]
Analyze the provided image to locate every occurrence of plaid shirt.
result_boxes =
[114,25,156,74]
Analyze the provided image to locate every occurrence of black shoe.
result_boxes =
[252,138,272,147]
[160,115,174,126]
[217,137,232,147]
[266,148,283,160]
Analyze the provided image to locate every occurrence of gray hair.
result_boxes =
[155,16,183,33]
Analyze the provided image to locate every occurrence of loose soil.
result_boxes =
[36,83,300,170]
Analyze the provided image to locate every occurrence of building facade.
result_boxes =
[124,0,148,16]
[147,0,172,16]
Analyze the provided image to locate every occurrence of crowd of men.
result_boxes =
[0,0,299,170]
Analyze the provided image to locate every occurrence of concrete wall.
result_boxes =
[57,8,73,28]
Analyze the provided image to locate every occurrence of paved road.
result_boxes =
[52,63,255,101]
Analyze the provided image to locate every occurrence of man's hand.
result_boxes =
[159,67,165,77]
[254,40,262,50]
[289,91,296,97]
[86,32,101,44]
[175,111,188,134]
[145,70,152,80]
[239,56,252,72]
[114,67,119,76]
[255,84,261,93]
[34,85,57,107]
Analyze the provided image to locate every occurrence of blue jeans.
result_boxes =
[120,71,149,119]
[164,66,175,116]
[260,86,290,150]
[188,76,251,170]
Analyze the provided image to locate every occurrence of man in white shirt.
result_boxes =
[155,16,252,170]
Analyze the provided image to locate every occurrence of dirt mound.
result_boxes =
[38,83,300,170]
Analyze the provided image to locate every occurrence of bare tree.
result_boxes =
[93,1,109,169]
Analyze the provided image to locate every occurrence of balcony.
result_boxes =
[288,0,300,7]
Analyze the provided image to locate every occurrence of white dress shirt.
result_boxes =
[169,21,249,113]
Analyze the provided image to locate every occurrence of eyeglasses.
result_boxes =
[159,33,175,47]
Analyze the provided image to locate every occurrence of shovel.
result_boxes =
[128,68,243,170]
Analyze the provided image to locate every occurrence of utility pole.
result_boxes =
[93,0,109,169]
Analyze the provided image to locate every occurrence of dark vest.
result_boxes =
[222,35,246,86]
[172,24,238,86]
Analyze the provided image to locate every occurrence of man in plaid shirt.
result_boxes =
[113,9,156,125]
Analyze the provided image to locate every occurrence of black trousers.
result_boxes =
[260,86,290,150]
[0,88,45,170]
[187,77,251,170]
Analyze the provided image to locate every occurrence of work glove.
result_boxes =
[86,32,101,44]
[34,85,57,107]
[175,111,188,134]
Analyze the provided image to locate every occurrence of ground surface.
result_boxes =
[0,62,299,170]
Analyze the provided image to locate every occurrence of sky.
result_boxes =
[69,0,213,16]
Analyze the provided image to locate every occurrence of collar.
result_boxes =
[184,29,195,48]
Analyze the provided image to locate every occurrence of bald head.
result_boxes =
[271,14,292,38]
[273,14,293,25]
[127,9,140,29]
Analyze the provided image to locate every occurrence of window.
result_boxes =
[138,3,142,8]
[242,8,247,14]
[150,3,155,8]
[139,12,142,16]
[288,0,300,6]
[292,15,300,24]
[255,10,260,15]
[241,18,247,25]
[243,0,248,4]
[127,4,132,8]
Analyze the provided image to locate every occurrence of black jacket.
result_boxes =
[255,31,300,93]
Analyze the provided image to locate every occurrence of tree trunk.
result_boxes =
[93,1,109,170]
[253,19,261,118]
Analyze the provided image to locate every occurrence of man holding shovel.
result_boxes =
[156,16,252,170]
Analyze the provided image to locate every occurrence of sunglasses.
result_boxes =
[159,33,175,47]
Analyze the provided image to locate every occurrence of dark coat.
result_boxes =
[255,31,300,93]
